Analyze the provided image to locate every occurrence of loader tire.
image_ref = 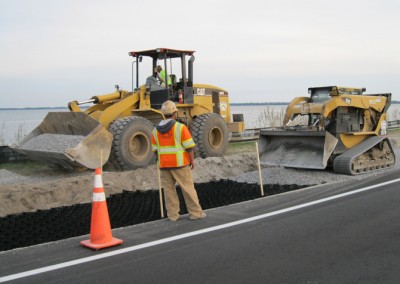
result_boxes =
[108,116,154,170]
[190,113,229,158]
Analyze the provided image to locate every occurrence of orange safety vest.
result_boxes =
[151,121,196,168]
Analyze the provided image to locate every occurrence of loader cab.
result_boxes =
[309,86,366,104]
[309,87,332,103]
[129,48,195,108]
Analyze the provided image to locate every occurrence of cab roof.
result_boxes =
[128,48,195,58]
[308,86,366,96]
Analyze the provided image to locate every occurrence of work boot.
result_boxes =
[189,212,206,220]
[168,215,180,222]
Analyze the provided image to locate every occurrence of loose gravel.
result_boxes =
[0,168,76,185]
[19,134,85,153]
[0,169,32,184]
[232,147,400,185]
[1,142,399,217]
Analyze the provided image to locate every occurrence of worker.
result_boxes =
[155,65,172,87]
[151,100,206,221]
[145,74,160,90]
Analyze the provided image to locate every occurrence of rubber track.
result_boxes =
[333,136,395,175]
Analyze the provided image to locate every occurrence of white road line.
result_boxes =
[1,178,399,283]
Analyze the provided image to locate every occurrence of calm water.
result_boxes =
[0,108,67,145]
[1,104,399,145]
[0,105,276,145]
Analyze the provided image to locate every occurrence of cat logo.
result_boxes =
[197,88,206,96]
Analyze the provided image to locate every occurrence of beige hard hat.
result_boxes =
[161,100,178,115]
[156,65,162,72]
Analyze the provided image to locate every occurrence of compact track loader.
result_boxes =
[12,48,245,170]
[258,86,396,175]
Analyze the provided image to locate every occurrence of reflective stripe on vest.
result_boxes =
[153,122,189,168]
[182,137,195,148]
[152,128,158,152]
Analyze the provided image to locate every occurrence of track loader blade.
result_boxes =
[11,112,113,170]
[258,130,338,169]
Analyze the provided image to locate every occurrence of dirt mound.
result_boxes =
[2,138,398,218]
[0,152,258,217]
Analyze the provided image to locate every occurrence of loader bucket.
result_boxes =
[258,129,338,169]
[11,112,113,170]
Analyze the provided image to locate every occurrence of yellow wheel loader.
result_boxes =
[12,48,245,170]
[258,86,396,175]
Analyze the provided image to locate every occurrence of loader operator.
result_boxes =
[151,100,206,221]
[155,65,172,87]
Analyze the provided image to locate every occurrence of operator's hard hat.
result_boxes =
[156,65,162,72]
[161,100,178,115]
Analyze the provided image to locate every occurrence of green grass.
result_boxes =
[0,160,64,176]
[226,141,256,155]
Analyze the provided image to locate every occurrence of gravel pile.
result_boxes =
[19,134,85,153]
[0,168,87,186]
[0,169,32,185]
[232,147,400,185]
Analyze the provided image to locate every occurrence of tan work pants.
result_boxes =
[160,165,203,220]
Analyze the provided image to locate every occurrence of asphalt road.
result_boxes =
[1,170,400,283]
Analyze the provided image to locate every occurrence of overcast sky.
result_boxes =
[1,0,399,108]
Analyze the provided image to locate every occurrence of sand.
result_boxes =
[0,149,259,217]
[2,137,399,217]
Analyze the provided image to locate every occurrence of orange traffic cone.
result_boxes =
[81,168,123,250]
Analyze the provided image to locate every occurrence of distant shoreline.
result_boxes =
[0,103,288,110]
[1,101,399,110]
